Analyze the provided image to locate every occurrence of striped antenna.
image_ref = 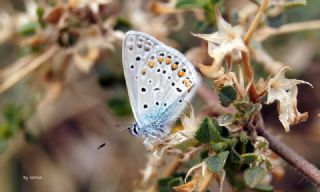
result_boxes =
[97,126,131,150]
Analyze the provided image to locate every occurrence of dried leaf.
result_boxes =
[173,181,195,192]
[266,67,312,131]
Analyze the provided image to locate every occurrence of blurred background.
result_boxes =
[0,0,319,191]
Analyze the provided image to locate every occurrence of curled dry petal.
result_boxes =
[146,104,200,157]
[266,67,313,131]
[193,10,247,79]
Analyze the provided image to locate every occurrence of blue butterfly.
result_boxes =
[121,30,201,148]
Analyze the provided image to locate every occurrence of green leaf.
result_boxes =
[158,177,183,192]
[219,86,237,107]
[206,151,229,173]
[244,166,267,188]
[195,117,221,143]
[17,22,37,36]
[254,184,273,192]
[211,141,228,152]
[176,0,209,9]
[241,153,258,164]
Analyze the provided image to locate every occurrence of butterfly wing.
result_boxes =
[123,31,201,136]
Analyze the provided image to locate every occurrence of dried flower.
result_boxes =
[266,67,312,131]
[193,10,247,79]
[147,104,200,157]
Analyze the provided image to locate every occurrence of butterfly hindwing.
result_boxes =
[123,31,201,136]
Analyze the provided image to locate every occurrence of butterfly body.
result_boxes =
[122,31,201,147]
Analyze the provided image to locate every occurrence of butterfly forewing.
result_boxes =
[123,31,200,136]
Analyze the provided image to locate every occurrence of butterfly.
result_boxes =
[122,30,201,148]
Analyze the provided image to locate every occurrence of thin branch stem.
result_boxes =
[255,116,320,186]
[240,0,269,102]
[256,20,320,42]
[244,0,269,44]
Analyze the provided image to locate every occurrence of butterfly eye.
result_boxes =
[131,124,139,136]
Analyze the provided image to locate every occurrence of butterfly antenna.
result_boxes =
[97,126,131,150]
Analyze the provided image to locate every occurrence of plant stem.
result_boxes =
[241,0,269,102]
[243,0,269,44]
[255,120,320,186]
[256,20,320,42]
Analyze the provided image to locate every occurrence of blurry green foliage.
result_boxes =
[0,103,37,153]
[158,176,184,192]
[107,96,132,117]
[218,85,237,107]
[267,12,287,28]
[36,6,46,28]
[0,104,22,139]
[114,17,132,32]
[17,21,37,36]
[234,101,262,124]
[176,0,223,32]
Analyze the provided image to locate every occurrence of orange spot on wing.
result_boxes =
[171,64,178,70]
[148,61,155,68]
[165,58,171,65]
[183,79,192,88]
[158,57,164,63]
[178,71,186,77]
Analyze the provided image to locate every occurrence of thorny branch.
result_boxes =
[255,115,320,187]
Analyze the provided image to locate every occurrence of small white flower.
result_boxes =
[193,10,247,79]
[266,66,312,131]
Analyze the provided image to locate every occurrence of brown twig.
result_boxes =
[255,115,320,186]
[241,0,268,102]
[256,20,320,42]
[0,45,60,93]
